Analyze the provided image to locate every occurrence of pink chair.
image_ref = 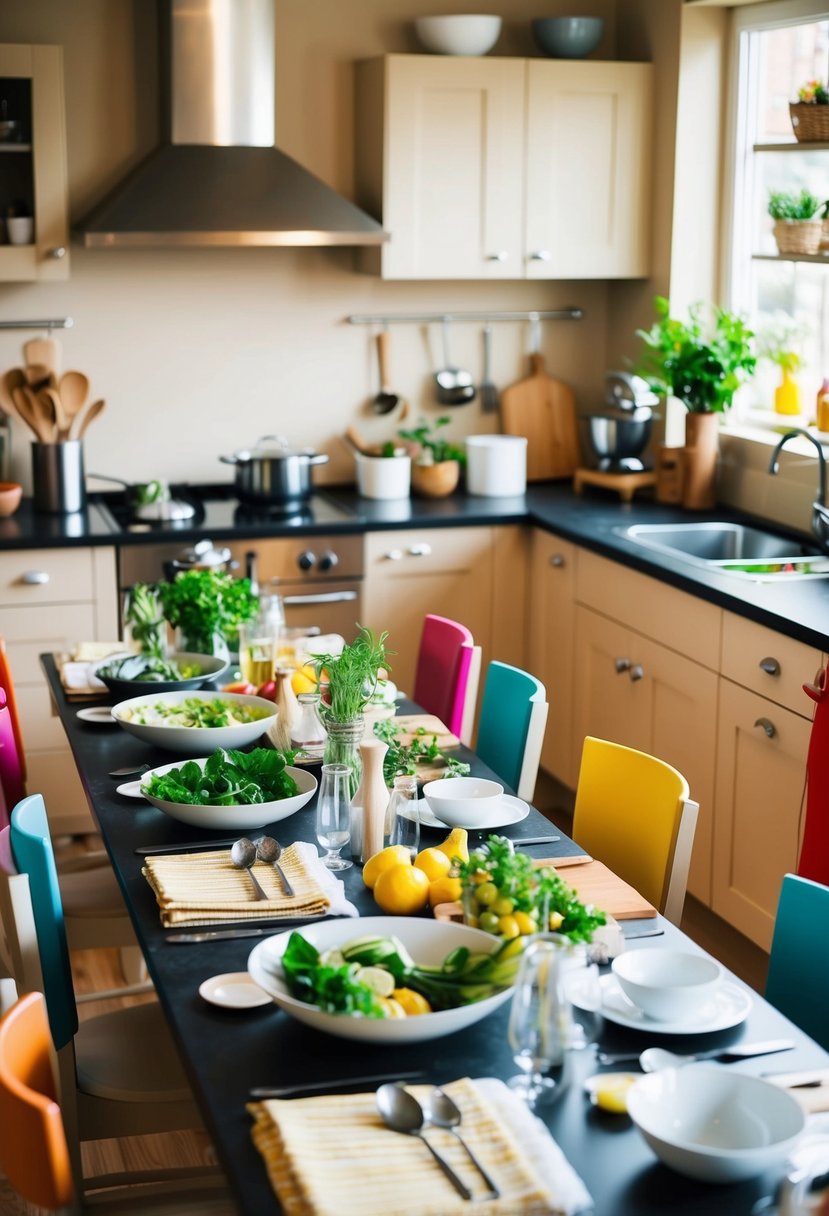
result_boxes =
[0,689,25,830]
[413,615,481,746]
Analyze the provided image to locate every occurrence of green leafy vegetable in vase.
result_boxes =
[156,569,259,655]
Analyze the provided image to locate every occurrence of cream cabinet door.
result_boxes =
[713,679,811,951]
[525,61,653,279]
[0,44,69,281]
[358,55,525,280]
[529,530,577,788]
[573,606,649,753]
[362,527,494,697]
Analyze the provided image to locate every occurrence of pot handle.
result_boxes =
[255,434,289,451]
[309,454,329,466]
[218,454,240,465]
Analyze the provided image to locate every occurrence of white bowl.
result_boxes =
[414,14,502,56]
[422,776,504,828]
[247,916,515,1042]
[627,1065,806,1183]
[112,689,278,756]
[140,759,317,830]
[612,949,722,1022]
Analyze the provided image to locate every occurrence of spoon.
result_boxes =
[639,1040,796,1073]
[254,836,295,897]
[109,763,150,778]
[74,398,106,439]
[425,1088,500,1198]
[59,370,89,425]
[230,837,269,901]
[372,330,401,415]
[434,318,476,407]
[376,1083,472,1200]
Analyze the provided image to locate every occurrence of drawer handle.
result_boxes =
[384,549,403,561]
[754,717,777,739]
[529,250,552,261]
[629,664,644,683]
[21,571,50,586]
[408,543,432,558]
[550,554,566,568]
[486,251,509,262]
[615,658,631,674]
[759,656,781,677]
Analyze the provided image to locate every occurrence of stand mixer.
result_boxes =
[587,372,659,473]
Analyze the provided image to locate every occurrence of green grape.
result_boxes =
[476,882,499,906]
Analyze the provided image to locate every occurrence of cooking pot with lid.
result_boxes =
[219,435,328,504]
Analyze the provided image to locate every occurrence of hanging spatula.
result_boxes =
[479,323,499,413]
[23,335,62,377]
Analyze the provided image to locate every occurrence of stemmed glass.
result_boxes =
[315,763,353,870]
[507,934,573,1107]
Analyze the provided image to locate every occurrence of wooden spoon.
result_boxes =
[345,425,383,457]
[24,363,55,392]
[39,387,70,439]
[59,371,89,425]
[0,368,26,416]
[11,386,53,443]
[74,398,105,439]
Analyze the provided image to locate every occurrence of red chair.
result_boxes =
[413,614,481,746]
[799,667,829,886]
[0,688,25,828]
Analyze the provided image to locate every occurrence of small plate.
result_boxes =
[571,972,752,1035]
[76,706,116,725]
[198,972,272,1010]
[406,794,530,831]
[116,781,146,799]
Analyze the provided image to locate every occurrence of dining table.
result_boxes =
[41,654,829,1216]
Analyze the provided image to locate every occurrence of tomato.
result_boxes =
[256,680,277,701]
[223,680,256,695]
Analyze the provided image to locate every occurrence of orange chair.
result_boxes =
[0,991,234,1213]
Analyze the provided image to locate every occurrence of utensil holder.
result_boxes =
[32,440,87,513]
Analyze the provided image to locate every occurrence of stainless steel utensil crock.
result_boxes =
[219,435,329,504]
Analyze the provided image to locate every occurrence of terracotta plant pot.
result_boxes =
[682,412,718,510]
[411,460,460,498]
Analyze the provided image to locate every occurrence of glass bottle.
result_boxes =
[817,377,829,432]
[351,738,389,863]
[385,774,420,860]
[321,715,365,801]
[270,668,299,752]
[290,692,326,758]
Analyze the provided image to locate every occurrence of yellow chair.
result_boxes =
[571,736,699,924]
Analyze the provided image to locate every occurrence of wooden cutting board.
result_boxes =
[500,353,580,481]
[534,858,656,920]
[364,713,460,781]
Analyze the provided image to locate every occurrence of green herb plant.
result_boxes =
[757,312,806,375]
[398,416,467,466]
[634,295,756,414]
[156,569,258,655]
[373,718,471,784]
[143,746,298,806]
[798,79,829,104]
[124,583,167,659]
[315,626,390,723]
[767,189,822,221]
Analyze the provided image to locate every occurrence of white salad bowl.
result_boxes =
[612,949,722,1022]
[626,1065,806,1183]
[140,758,317,829]
[414,14,502,56]
[112,689,278,755]
[422,776,504,829]
[247,916,516,1042]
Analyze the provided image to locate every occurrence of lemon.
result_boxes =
[355,966,395,997]
[378,996,407,1019]
[435,827,469,864]
[373,863,430,915]
[414,847,452,882]
[291,664,318,695]
[427,874,463,909]
[513,910,538,936]
[588,1073,637,1114]
[497,914,521,940]
[363,845,412,890]
[548,911,564,931]
[392,988,432,1016]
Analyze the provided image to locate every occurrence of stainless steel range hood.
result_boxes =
[77,0,386,248]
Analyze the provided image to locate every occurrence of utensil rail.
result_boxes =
[346,308,583,325]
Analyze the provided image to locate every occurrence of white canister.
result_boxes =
[465,435,527,497]
[354,452,411,500]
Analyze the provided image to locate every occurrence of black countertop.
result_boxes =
[5,481,829,651]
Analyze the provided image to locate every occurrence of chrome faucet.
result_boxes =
[768,428,829,552]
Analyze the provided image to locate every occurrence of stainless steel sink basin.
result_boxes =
[615,522,829,581]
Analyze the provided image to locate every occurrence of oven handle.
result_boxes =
[282,590,359,606]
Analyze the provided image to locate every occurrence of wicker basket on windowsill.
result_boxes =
[773,218,823,256]
[789,102,829,142]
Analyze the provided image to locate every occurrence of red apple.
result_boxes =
[256,680,277,702]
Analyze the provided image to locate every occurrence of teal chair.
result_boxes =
[766,873,829,1051]
[475,661,548,801]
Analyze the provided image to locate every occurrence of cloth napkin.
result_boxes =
[142,840,358,928]
[249,1076,592,1216]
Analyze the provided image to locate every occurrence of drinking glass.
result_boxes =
[507,934,574,1107]
[315,763,353,870]
[386,774,419,858]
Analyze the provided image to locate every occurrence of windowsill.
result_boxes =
[722,416,829,452]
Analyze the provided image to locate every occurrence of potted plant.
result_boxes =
[398,415,466,498]
[156,568,259,658]
[757,314,805,416]
[768,189,823,256]
[790,78,829,143]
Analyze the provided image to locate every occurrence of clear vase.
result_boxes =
[176,628,230,661]
[322,716,365,800]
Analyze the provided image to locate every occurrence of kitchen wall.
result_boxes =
[0,0,633,492]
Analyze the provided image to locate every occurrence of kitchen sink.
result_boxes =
[614,522,829,581]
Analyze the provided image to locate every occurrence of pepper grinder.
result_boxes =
[351,738,388,863]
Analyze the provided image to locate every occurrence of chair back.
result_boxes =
[766,874,829,1051]
[572,736,698,924]
[9,795,78,1051]
[413,615,481,744]
[0,636,25,779]
[475,661,548,801]
[0,688,26,826]
[0,990,73,1210]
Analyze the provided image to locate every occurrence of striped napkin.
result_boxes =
[142,840,357,928]
[249,1077,592,1216]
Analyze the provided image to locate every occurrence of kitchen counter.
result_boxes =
[4,481,829,652]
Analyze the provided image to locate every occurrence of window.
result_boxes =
[727,1,829,423]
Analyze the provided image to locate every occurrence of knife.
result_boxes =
[136,837,242,855]
[512,836,561,847]
[166,918,332,943]
[250,1071,425,1100]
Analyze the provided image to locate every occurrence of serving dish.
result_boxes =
[611,949,723,1022]
[112,689,278,755]
[247,916,516,1042]
[94,650,229,698]
[532,16,604,58]
[414,14,502,56]
[139,758,317,829]
[570,972,752,1035]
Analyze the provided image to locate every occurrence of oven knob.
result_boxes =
[297,550,316,572]
[317,551,339,572]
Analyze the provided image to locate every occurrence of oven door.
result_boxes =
[281,583,363,638]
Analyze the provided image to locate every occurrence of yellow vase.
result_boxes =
[774,369,802,416]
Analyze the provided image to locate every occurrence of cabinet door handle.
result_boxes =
[48,246,67,259]
[759,656,781,677]
[549,554,566,568]
[383,549,403,561]
[21,570,50,585]
[629,665,644,682]
[486,251,509,262]
[407,543,432,557]
[754,717,777,739]
[528,250,552,261]
[615,658,631,674]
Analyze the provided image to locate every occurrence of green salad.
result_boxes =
[143,747,298,805]
[120,696,271,728]
[97,654,202,684]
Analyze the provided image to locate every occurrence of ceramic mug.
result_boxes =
[6,216,34,245]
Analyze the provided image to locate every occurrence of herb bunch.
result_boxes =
[398,416,467,466]
[373,718,471,784]
[124,583,167,659]
[315,626,390,723]
[156,569,258,654]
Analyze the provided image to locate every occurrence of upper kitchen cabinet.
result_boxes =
[0,44,69,281]
[355,55,653,281]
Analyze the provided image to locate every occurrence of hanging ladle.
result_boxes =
[434,318,476,406]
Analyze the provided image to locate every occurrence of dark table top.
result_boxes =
[43,656,829,1215]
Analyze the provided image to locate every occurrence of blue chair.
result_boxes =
[475,661,548,801]
[766,874,829,1051]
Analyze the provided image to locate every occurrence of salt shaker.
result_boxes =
[352,738,388,863]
